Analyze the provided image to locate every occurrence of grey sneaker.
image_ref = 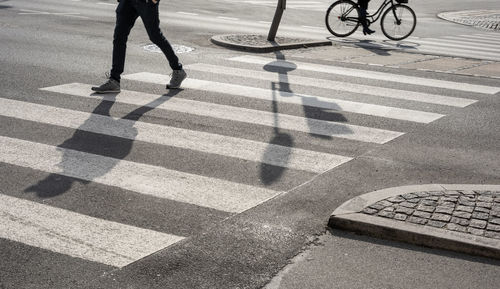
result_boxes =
[91,77,120,93]
[166,69,187,89]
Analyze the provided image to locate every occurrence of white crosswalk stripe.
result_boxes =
[185,63,477,107]
[228,55,499,94]
[0,97,351,173]
[0,136,281,213]
[2,54,498,267]
[240,0,328,11]
[427,37,500,50]
[402,33,500,62]
[123,73,444,123]
[0,193,184,268]
[412,38,500,53]
[42,83,403,144]
[334,32,500,62]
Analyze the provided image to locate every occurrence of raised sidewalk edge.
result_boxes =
[211,34,332,53]
[329,184,500,259]
[438,10,500,31]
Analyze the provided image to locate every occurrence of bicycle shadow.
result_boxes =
[326,34,420,57]
[25,90,180,198]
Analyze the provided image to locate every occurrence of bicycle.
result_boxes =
[325,0,417,40]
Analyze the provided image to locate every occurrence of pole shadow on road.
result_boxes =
[260,51,351,185]
[24,90,180,198]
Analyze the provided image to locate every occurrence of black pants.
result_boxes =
[110,0,181,81]
[358,0,370,28]
[358,0,369,10]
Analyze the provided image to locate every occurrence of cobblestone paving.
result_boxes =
[438,10,500,31]
[362,190,500,239]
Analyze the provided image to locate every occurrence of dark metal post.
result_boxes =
[267,0,286,41]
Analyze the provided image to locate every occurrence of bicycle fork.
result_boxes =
[390,5,402,25]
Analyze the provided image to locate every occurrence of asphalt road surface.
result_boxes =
[0,0,499,288]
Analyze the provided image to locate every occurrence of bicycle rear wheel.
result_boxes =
[381,4,416,40]
[325,0,360,37]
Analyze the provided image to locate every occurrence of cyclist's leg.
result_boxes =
[358,0,368,10]
[358,0,374,34]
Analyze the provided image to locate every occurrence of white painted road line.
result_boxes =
[437,37,500,50]
[18,9,49,15]
[18,9,89,19]
[229,55,500,94]
[185,63,477,108]
[125,72,444,124]
[177,11,199,16]
[301,26,323,30]
[0,194,184,268]
[412,45,500,63]
[476,33,500,40]
[0,136,281,213]
[0,98,351,173]
[452,34,500,44]
[42,83,404,144]
[217,16,239,21]
[414,39,500,53]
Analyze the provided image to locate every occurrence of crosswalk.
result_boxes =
[407,33,500,62]
[230,0,330,11]
[1,54,498,270]
[337,32,500,62]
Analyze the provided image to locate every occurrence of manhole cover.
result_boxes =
[143,44,194,54]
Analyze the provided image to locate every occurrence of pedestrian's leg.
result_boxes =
[110,0,139,82]
[138,1,182,70]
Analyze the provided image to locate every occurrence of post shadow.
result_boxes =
[25,89,180,198]
[260,51,295,185]
[260,50,354,184]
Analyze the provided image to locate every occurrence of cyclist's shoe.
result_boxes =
[166,69,187,89]
[359,8,375,35]
[362,27,375,35]
[91,77,120,93]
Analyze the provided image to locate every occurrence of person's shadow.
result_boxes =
[25,90,180,198]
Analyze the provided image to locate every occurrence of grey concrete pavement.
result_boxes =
[265,185,500,289]
[264,228,500,289]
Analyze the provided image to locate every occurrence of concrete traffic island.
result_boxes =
[329,184,500,260]
[211,34,332,53]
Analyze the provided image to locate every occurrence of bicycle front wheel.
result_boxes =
[381,4,416,40]
[325,0,360,37]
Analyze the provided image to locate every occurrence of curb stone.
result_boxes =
[211,34,332,53]
[329,184,500,259]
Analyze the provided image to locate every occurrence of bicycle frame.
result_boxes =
[341,0,398,25]
[366,0,395,24]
